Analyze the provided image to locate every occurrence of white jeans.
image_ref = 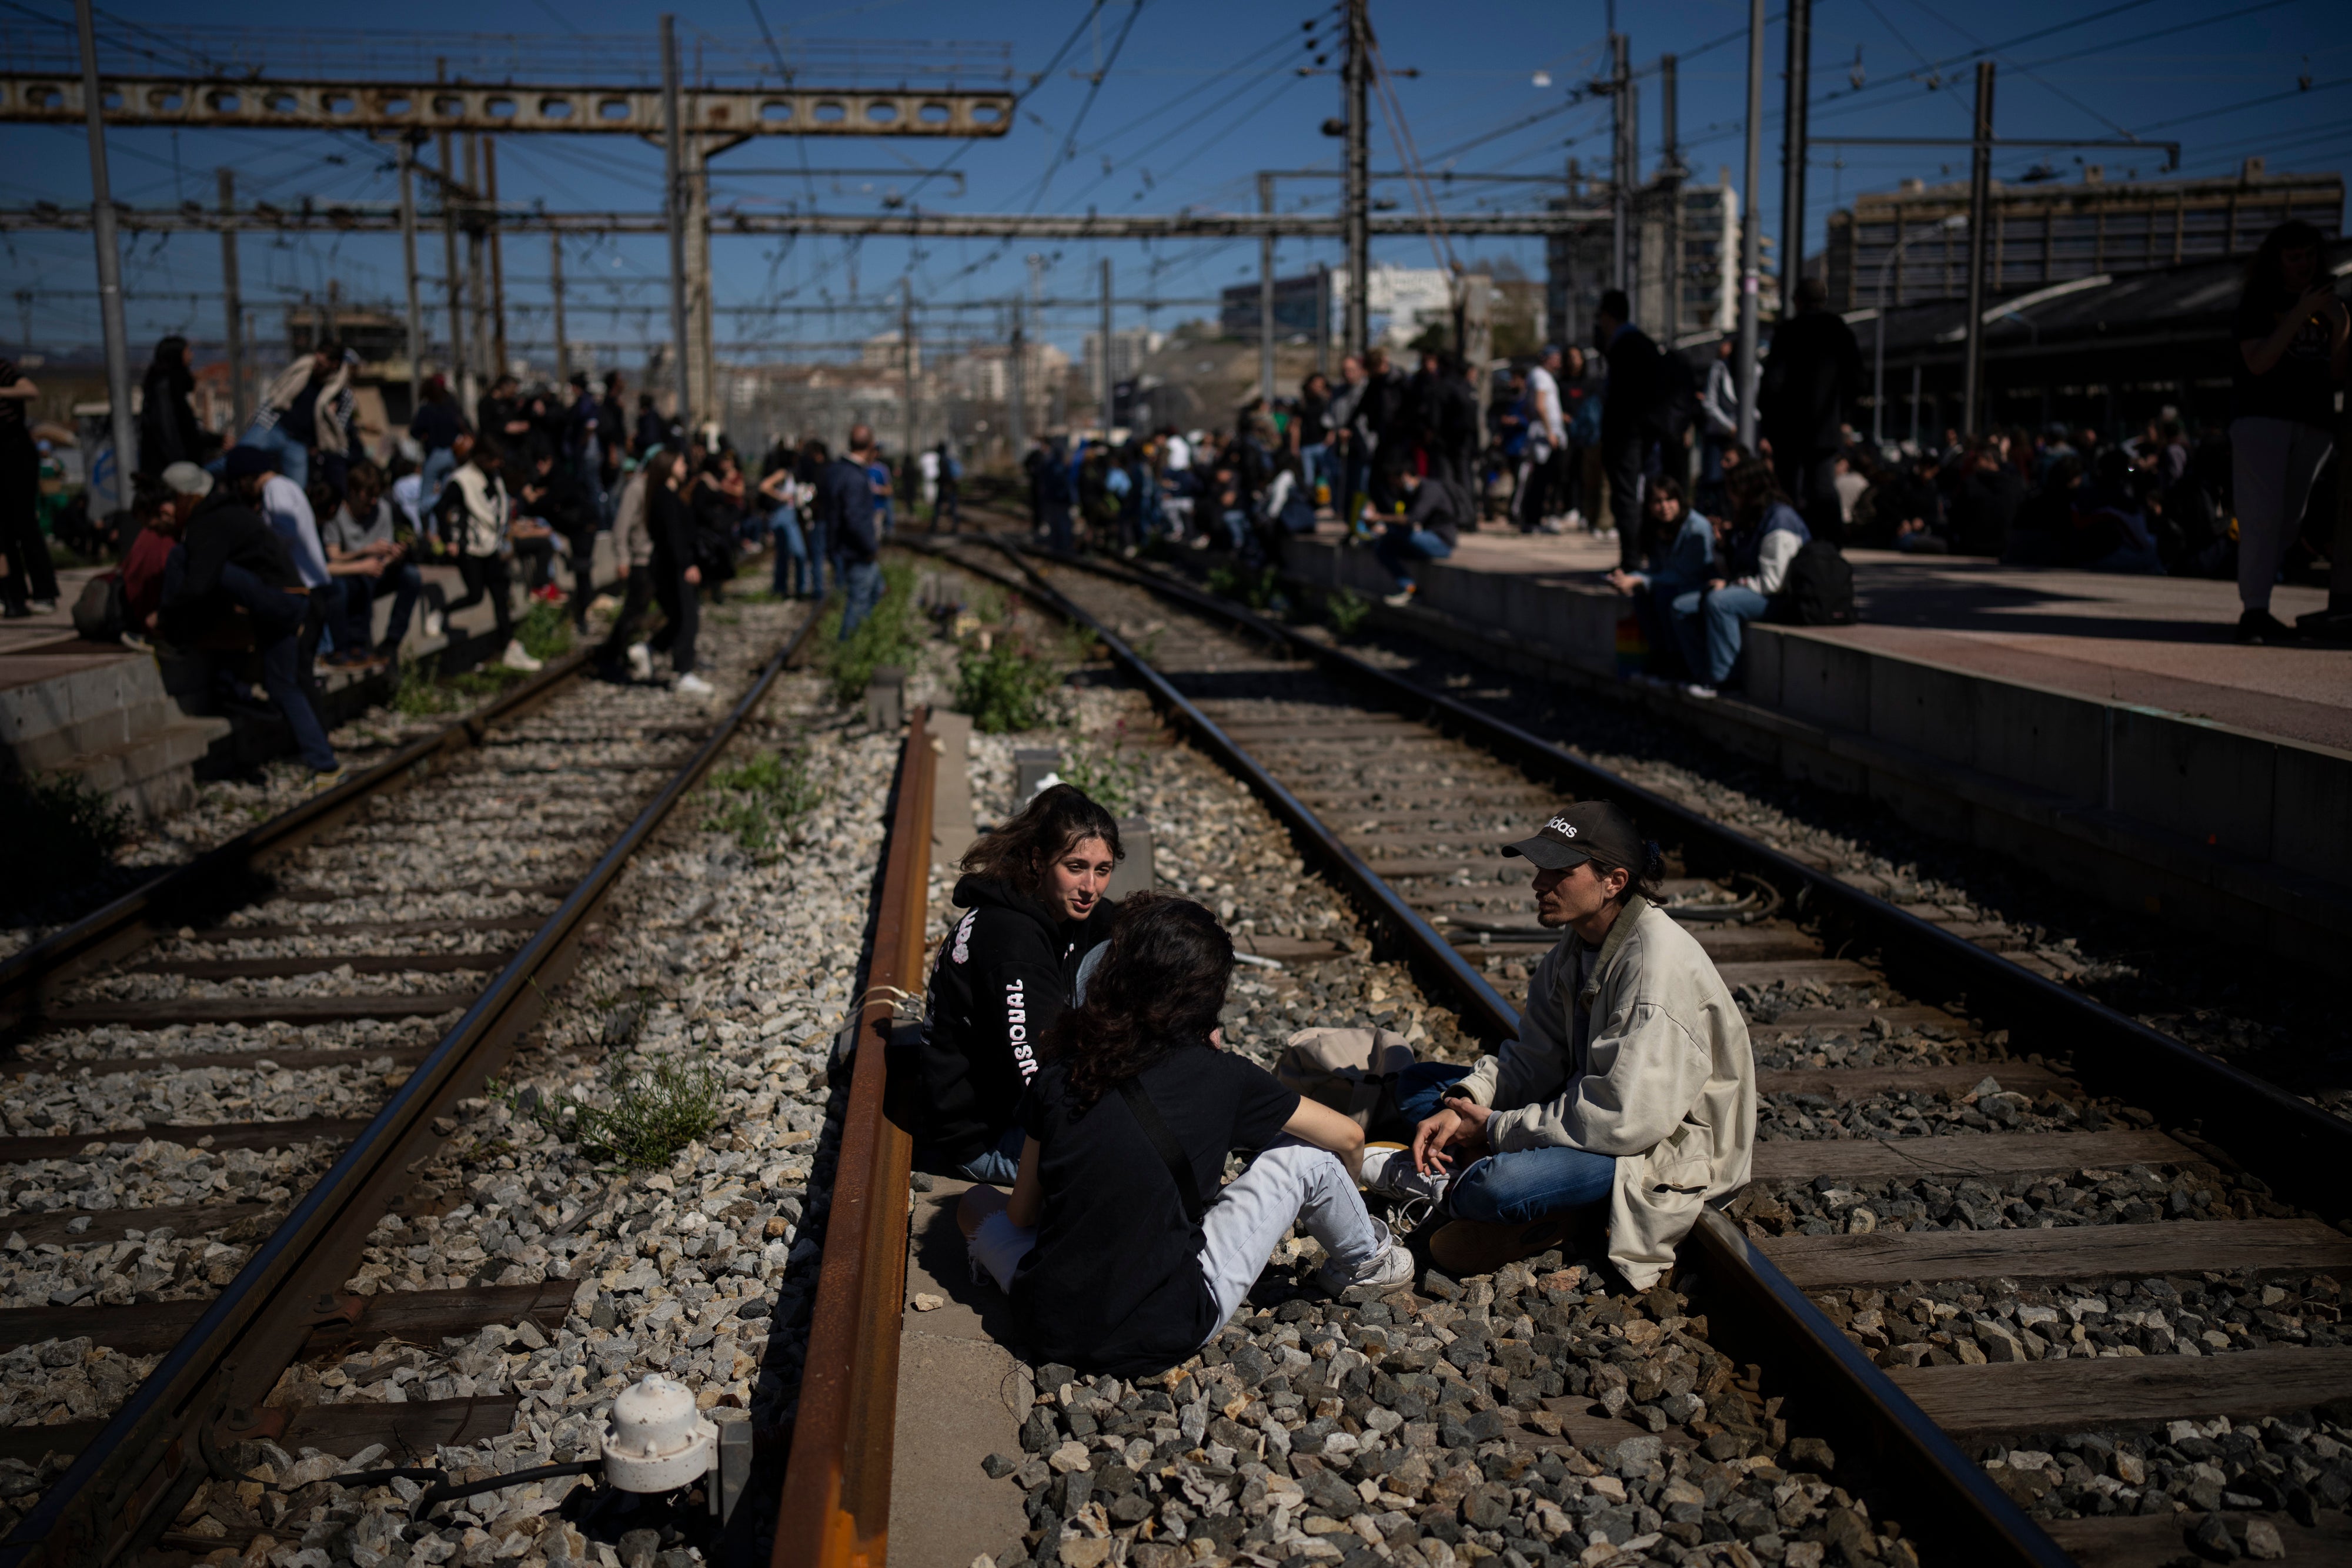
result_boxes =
[2230,416,2334,611]
[968,1140,1388,1344]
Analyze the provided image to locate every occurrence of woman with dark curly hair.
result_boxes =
[887,784,1124,1185]
[959,894,1409,1376]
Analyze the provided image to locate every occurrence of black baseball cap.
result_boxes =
[1502,801,1643,872]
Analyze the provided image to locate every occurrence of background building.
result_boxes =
[1825,159,2345,310]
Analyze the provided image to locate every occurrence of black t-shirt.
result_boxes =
[1013,1046,1298,1376]
[282,373,324,446]
[2233,290,2341,430]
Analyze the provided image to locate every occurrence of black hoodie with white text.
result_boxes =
[885,874,1117,1166]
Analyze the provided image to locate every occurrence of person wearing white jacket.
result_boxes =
[1363,801,1755,1285]
[1666,460,1812,698]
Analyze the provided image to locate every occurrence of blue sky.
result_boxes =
[3,0,2346,369]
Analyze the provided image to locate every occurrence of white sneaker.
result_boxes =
[675,671,715,697]
[1381,589,1415,608]
[423,609,445,638]
[1682,682,1718,700]
[627,642,653,681]
[502,638,543,672]
[1361,1144,1454,1208]
[1315,1221,1415,1295]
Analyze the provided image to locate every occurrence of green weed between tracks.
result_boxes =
[1324,586,1371,637]
[703,747,825,858]
[954,636,1060,733]
[1058,733,1142,814]
[825,561,924,705]
[1206,561,1281,612]
[500,1055,725,1169]
[391,655,530,717]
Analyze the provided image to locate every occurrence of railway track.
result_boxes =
[790,534,2352,1568]
[0,601,820,1568]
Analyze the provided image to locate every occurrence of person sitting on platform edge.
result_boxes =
[960,894,1412,1376]
[1665,461,1809,699]
[888,784,1125,1186]
[1362,801,1753,1284]
[1374,456,1473,607]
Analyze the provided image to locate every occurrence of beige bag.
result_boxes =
[1277,1027,1417,1132]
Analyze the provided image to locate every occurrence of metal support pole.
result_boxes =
[550,233,568,383]
[1660,54,1681,347]
[1909,361,1922,448]
[219,168,246,434]
[1258,171,1276,406]
[397,138,425,403]
[1316,263,1331,378]
[1007,296,1026,464]
[901,276,916,469]
[1735,0,1764,448]
[485,136,508,378]
[1342,0,1369,358]
[1961,61,1996,436]
[1780,0,1810,298]
[436,83,466,409]
[74,0,136,490]
[464,134,487,396]
[1098,256,1115,435]
[660,15,692,433]
[1610,33,1631,295]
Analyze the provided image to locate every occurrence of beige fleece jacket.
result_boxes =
[1454,895,1755,1289]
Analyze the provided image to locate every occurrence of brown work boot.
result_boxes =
[1426,1213,1581,1277]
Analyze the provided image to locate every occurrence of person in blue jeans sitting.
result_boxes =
[1374,460,1472,607]
[1605,477,1713,680]
[1359,801,1755,1286]
[1666,461,1810,698]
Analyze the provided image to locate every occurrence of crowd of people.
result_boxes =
[22,338,942,784]
[889,780,1753,1376]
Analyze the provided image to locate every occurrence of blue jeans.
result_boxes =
[770,505,810,597]
[340,561,422,652]
[419,447,456,511]
[838,557,883,640]
[1392,1064,1615,1226]
[240,422,309,490]
[217,564,336,772]
[919,1124,1025,1187]
[1374,524,1452,589]
[1668,584,1770,686]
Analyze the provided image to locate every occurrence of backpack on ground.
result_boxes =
[73,573,127,643]
[1276,1027,1416,1133]
[1775,539,1856,626]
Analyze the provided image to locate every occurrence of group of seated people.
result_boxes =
[1605,463,1815,698]
[885,784,1755,1377]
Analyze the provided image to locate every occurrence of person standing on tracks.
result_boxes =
[641,447,711,698]
[1361,801,1754,1286]
[819,424,884,639]
[958,893,1412,1375]
[433,436,542,674]
[889,784,1125,1187]
[600,454,657,683]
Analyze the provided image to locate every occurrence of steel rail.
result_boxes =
[0,641,599,1035]
[0,608,826,1568]
[1034,546,2352,1216]
[773,708,936,1568]
[927,537,2070,1568]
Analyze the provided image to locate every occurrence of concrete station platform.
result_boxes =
[1283,526,2350,968]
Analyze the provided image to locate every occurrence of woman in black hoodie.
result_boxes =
[888,784,1122,1183]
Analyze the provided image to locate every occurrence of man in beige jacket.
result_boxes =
[1364,801,1755,1284]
